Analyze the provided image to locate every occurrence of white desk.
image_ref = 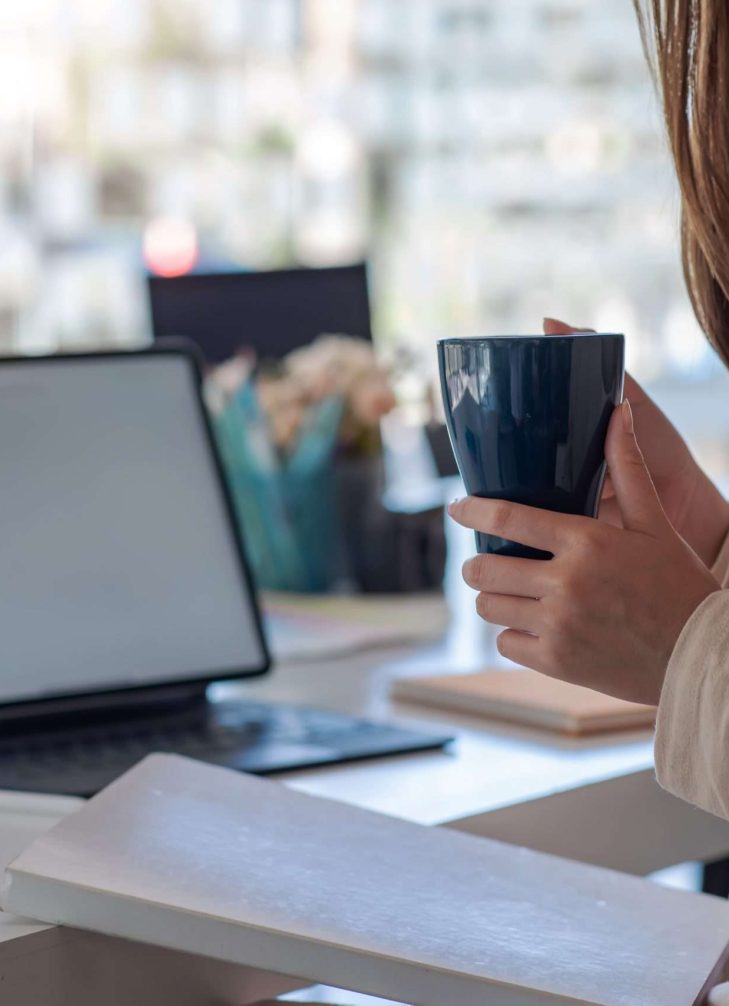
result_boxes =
[242,516,729,877]
[219,626,729,877]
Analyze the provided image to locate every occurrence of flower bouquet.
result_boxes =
[207,335,396,593]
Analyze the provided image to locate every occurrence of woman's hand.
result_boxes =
[544,318,729,568]
[450,402,719,705]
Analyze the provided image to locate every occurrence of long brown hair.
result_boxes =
[634,1,729,366]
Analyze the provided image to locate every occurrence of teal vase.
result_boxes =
[214,381,344,592]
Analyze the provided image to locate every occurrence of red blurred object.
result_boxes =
[143,216,198,277]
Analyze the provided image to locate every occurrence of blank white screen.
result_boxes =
[0,353,266,703]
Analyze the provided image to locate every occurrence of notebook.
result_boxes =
[3,754,729,1006]
[391,668,656,735]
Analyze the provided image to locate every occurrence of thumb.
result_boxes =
[605,401,665,534]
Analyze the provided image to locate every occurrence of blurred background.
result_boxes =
[3,0,729,482]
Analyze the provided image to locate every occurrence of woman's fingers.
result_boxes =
[543,318,594,335]
[462,553,551,597]
[495,628,541,668]
[448,496,579,553]
[476,593,543,633]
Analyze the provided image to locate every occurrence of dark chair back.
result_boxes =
[148,262,371,364]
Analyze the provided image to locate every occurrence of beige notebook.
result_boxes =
[392,668,656,735]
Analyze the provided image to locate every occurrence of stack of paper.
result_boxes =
[3,754,729,1006]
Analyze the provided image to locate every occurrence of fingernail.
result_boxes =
[622,399,634,433]
[448,498,463,514]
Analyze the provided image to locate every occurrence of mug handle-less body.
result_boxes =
[437,335,624,560]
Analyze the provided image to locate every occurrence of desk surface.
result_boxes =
[222,629,729,876]
[222,634,655,828]
[221,512,729,874]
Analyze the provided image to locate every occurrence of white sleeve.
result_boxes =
[655,587,729,820]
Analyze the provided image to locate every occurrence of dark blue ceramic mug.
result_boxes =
[438,334,625,559]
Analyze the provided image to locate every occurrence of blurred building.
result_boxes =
[0,0,719,396]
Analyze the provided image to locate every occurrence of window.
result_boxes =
[3,0,728,480]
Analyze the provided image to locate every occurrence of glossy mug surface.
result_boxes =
[438,334,625,559]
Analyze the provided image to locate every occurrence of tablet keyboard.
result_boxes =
[0,700,452,797]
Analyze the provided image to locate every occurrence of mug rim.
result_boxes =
[437,333,623,344]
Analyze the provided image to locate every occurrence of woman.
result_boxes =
[450,0,729,822]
